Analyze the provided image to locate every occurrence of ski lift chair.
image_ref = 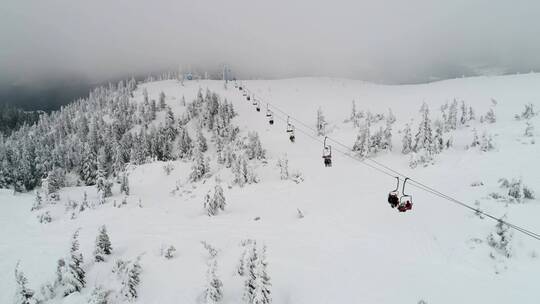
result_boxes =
[322,137,332,167]
[397,177,413,212]
[387,177,400,208]
[289,127,296,143]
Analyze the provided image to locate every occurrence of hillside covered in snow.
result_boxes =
[1,73,540,304]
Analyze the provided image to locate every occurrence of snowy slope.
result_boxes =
[2,73,540,303]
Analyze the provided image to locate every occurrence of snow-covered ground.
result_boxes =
[2,73,540,303]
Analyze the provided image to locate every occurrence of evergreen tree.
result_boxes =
[94,225,113,262]
[122,257,142,301]
[485,108,496,123]
[468,106,475,121]
[196,127,208,153]
[447,100,458,130]
[120,172,130,195]
[316,107,326,136]
[432,120,444,153]
[87,285,111,304]
[352,122,370,157]
[31,191,43,211]
[203,259,223,304]
[460,101,468,125]
[471,128,480,147]
[524,121,534,137]
[177,126,193,159]
[246,132,265,160]
[277,155,289,180]
[80,145,98,186]
[64,229,86,296]
[159,91,166,110]
[401,123,413,154]
[382,118,393,151]
[14,262,35,304]
[414,102,433,153]
[190,146,210,182]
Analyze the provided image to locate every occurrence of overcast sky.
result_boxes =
[2,0,540,86]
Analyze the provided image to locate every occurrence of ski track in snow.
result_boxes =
[1,74,540,303]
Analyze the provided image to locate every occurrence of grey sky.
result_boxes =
[1,0,540,85]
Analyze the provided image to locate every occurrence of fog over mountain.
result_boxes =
[2,0,540,109]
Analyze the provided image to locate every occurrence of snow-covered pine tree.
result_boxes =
[277,155,289,180]
[94,225,113,262]
[350,100,359,127]
[203,259,223,304]
[196,127,208,153]
[180,95,186,106]
[120,172,130,195]
[243,245,258,303]
[468,106,475,121]
[470,128,480,148]
[177,126,193,159]
[246,132,265,160]
[253,245,272,304]
[87,285,111,304]
[214,184,226,212]
[487,218,512,258]
[316,107,326,136]
[432,120,444,153]
[524,121,534,137]
[386,108,396,125]
[14,262,35,304]
[447,99,458,130]
[122,257,142,302]
[159,91,166,110]
[80,145,98,186]
[63,229,86,296]
[352,122,370,157]
[460,101,468,125]
[190,146,210,182]
[401,123,413,154]
[480,132,495,152]
[31,191,43,211]
[414,102,433,153]
[485,108,496,123]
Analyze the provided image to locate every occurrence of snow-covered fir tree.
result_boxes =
[203,259,223,304]
[487,218,512,258]
[352,122,370,157]
[204,184,226,216]
[190,146,210,182]
[120,172,130,195]
[246,132,265,160]
[31,191,43,211]
[484,108,496,123]
[468,106,475,121]
[524,121,534,137]
[159,91,166,109]
[277,155,289,180]
[470,128,480,148]
[244,245,271,304]
[196,127,208,153]
[316,107,327,136]
[80,145,98,186]
[177,126,193,159]
[63,229,86,296]
[460,101,468,125]
[480,132,495,152]
[87,285,111,304]
[432,120,444,154]
[121,257,142,302]
[94,225,113,262]
[232,154,258,187]
[414,102,433,153]
[447,100,458,130]
[14,262,35,304]
[401,123,413,154]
